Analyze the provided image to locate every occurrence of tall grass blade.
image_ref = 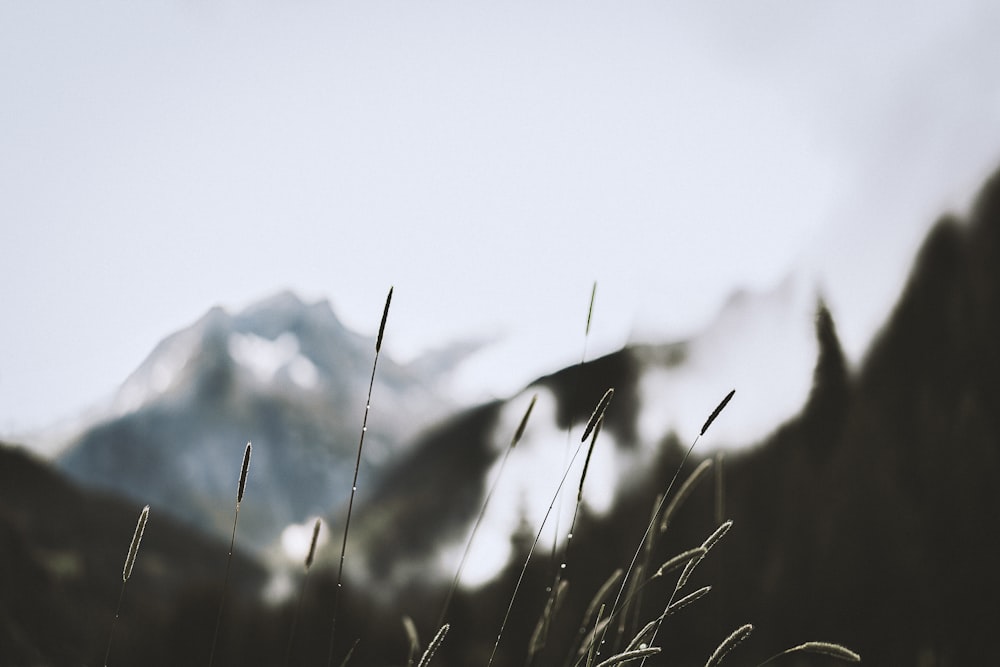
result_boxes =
[714,451,725,527]
[756,641,861,665]
[327,287,392,666]
[676,521,733,591]
[416,623,449,667]
[653,547,707,578]
[594,647,661,667]
[705,624,753,667]
[583,390,735,665]
[528,578,568,661]
[489,390,613,667]
[701,389,735,437]
[585,281,597,339]
[664,585,711,616]
[636,522,734,667]
[402,616,420,667]
[582,388,614,443]
[437,394,538,629]
[376,286,392,353]
[659,458,714,533]
[586,604,606,667]
[338,638,360,667]
[209,442,252,667]
[305,517,321,569]
[104,504,149,667]
[237,442,251,506]
[122,505,149,583]
[549,282,599,624]
[284,518,323,666]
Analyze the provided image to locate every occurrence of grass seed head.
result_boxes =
[237,441,252,505]
[705,624,753,667]
[305,518,322,569]
[700,389,735,437]
[376,286,393,353]
[582,388,614,442]
[123,505,149,582]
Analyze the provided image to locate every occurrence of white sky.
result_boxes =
[2,1,1000,439]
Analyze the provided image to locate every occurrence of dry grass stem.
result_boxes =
[705,624,753,667]
[583,390,736,665]
[328,286,393,666]
[529,578,569,659]
[714,451,725,526]
[338,638,360,667]
[209,442,254,667]
[438,395,538,629]
[700,390,735,437]
[375,286,392,353]
[513,394,538,448]
[586,604,606,667]
[594,647,661,667]
[578,418,602,503]
[659,459,714,533]
[664,585,711,616]
[654,547,707,578]
[583,388,614,443]
[677,521,733,591]
[757,641,861,665]
[488,390,613,667]
[284,518,324,665]
[402,616,420,667]
[122,505,149,582]
[104,504,150,667]
[416,623,449,667]
[305,518,321,569]
[237,441,252,505]
[585,281,597,338]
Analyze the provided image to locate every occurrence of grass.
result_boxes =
[209,440,252,667]
[87,286,861,667]
[327,286,393,667]
[103,504,148,666]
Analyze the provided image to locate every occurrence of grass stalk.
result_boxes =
[549,282,598,594]
[488,388,614,667]
[416,623,449,667]
[581,389,735,665]
[533,416,605,664]
[705,624,753,667]
[208,441,251,667]
[756,641,861,665]
[437,394,538,629]
[326,286,392,667]
[104,504,149,667]
[283,517,322,666]
[402,616,420,667]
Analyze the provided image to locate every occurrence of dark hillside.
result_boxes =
[0,443,266,666]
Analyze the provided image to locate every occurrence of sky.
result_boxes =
[3,1,1000,443]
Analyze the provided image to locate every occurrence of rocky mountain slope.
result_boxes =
[56,291,459,558]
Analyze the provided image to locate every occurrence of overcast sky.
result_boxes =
[3,1,1000,441]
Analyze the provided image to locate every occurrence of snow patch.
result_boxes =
[228,332,319,389]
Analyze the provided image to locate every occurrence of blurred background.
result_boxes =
[2,1,1000,665]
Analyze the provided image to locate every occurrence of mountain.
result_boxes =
[56,291,460,559]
